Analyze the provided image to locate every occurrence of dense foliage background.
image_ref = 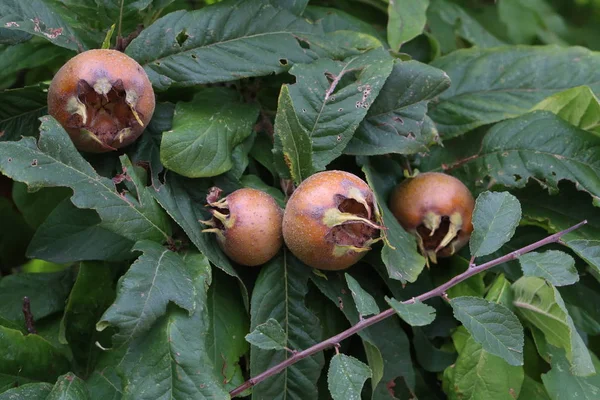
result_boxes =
[1,0,600,399]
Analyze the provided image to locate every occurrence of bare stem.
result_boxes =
[22,296,37,335]
[230,220,587,397]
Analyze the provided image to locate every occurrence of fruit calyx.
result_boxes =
[201,187,234,237]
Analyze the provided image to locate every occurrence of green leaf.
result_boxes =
[498,0,568,45]
[345,60,450,156]
[0,85,47,141]
[0,42,70,89]
[101,24,115,49]
[532,86,600,135]
[519,251,578,287]
[412,327,456,372]
[47,373,91,400]
[60,262,115,375]
[12,184,71,230]
[249,254,324,398]
[429,46,600,138]
[304,6,386,44]
[427,0,505,54]
[119,252,228,400]
[0,117,171,243]
[512,276,594,376]
[0,269,74,324]
[0,1,86,51]
[542,346,600,400]
[160,88,259,178]
[270,0,308,14]
[518,376,550,400]
[245,318,287,350]
[361,157,426,283]
[126,0,318,90]
[0,28,32,44]
[97,241,196,346]
[27,199,134,263]
[0,197,34,268]
[345,273,380,317]
[470,191,522,258]
[387,0,429,50]
[327,354,372,400]
[450,296,524,366]
[386,297,436,326]
[0,326,70,390]
[0,383,53,400]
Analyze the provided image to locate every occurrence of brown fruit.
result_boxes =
[282,170,382,271]
[202,187,283,266]
[389,172,474,263]
[47,49,155,153]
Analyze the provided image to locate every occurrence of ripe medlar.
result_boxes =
[389,172,474,263]
[47,49,155,153]
[202,187,283,266]
[282,170,382,271]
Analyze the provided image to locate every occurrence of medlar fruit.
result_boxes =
[47,49,155,153]
[282,170,382,271]
[202,187,283,266]
[389,172,474,263]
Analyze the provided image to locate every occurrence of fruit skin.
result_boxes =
[203,187,283,267]
[282,170,381,271]
[388,172,474,262]
[47,49,155,153]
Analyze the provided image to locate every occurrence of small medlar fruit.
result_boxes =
[202,187,283,266]
[282,170,382,271]
[389,172,474,263]
[47,49,155,153]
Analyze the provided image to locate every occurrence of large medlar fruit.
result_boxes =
[282,170,382,271]
[389,172,474,263]
[47,49,155,153]
[202,187,283,266]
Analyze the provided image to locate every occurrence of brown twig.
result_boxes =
[230,220,587,396]
[22,297,37,335]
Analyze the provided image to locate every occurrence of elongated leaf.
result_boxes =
[270,0,308,14]
[161,88,259,178]
[86,365,122,400]
[429,46,600,138]
[345,60,450,156]
[513,276,594,376]
[0,326,70,390]
[0,117,170,243]
[246,318,287,350]
[498,0,568,45]
[0,1,86,50]
[0,383,53,400]
[119,253,228,400]
[532,86,600,135]
[386,297,436,326]
[304,6,386,44]
[328,354,372,400]
[388,0,429,50]
[412,328,456,373]
[249,254,324,399]
[345,273,380,317]
[0,85,47,141]
[470,191,522,257]
[542,347,600,400]
[47,373,91,400]
[0,28,32,44]
[0,42,70,89]
[97,241,196,346]
[126,0,318,90]
[450,296,524,366]
[519,251,578,286]
[518,376,550,400]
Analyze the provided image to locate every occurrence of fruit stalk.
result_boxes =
[229,220,587,397]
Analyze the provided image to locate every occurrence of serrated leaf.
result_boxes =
[386,297,436,326]
[519,250,578,286]
[328,354,372,400]
[541,346,600,400]
[0,117,171,243]
[470,191,522,257]
[345,60,450,156]
[429,46,600,138]
[249,254,324,399]
[160,88,259,178]
[0,85,47,141]
[119,252,228,400]
[0,326,70,390]
[532,86,600,135]
[245,318,287,350]
[97,241,196,346]
[450,296,524,366]
[345,273,380,317]
[361,157,426,283]
[47,373,91,400]
[512,276,594,376]
[0,382,53,400]
[126,0,318,90]
[387,0,429,50]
